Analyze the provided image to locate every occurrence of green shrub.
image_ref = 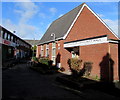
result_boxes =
[83,62,93,76]
[89,75,100,81]
[68,58,82,78]
[94,75,100,81]
[32,57,39,62]
[68,58,82,72]
[39,57,53,66]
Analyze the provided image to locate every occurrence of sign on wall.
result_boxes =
[64,36,108,48]
[2,39,16,47]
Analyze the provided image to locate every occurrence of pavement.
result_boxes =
[2,61,120,100]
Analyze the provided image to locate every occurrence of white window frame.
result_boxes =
[41,45,44,57]
[46,44,49,57]
[0,30,3,37]
[11,35,13,42]
[8,34,10,40]
[4,32,7,39]
[52,42,56,64]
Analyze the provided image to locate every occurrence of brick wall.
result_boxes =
[36,46,41,58]
[59,40,71,70]
[65,6,118,43]
[49,43,52,59]
[36,5,119,81]
[80,43,109,78]
[110,43,119,80]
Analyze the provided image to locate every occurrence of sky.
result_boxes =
[1,2,119,40]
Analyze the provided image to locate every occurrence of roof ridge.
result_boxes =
[38,3,86,45]
[52,3,85,23]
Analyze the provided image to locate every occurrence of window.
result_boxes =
[52,42,56,64]
[72,51,76,58]
[15,38,17,43]
[17,39,19,44]
[72,47,79,58]
[0,30,3,37]
[52,42,56,48]
[58,43,60,50]
[52,48,56,56]
[11,36,13,42]
[46,44,49,57]
[8,34,10,40]
[4,32,7,39]
[41,45,44,57]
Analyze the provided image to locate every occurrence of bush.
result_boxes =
[39,57,53,66]
[32,57,39,63]
[68,58,82,72]
[68,58,82,77]
[83,62,93,76]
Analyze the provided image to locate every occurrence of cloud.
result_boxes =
[2,0,120,2]
[97,13,104,18]
[97,13,118,37]
[103,19,118,36]
[2,19,17,33]
[2,19,41,39]
[118,20,120,38]
[49,7,57,15]
[14,9,23,14]
[58,14,63,18]
[39,13,46,19]
[46,23,51,30]
[15,2,38,23]
[2,2,42,39]
[39,8,58,19]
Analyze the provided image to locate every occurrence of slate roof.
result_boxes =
[24,40,39,46]
[39,3,84,45]
[1,25,31,47]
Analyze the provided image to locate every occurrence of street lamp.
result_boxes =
[51,33,55,42]
[51,33,56,65]
[13,31,16,33]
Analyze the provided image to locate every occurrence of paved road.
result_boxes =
[2,62,120,100]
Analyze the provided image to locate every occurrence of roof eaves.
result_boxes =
[39,3,85,44]
[38,37,63,45]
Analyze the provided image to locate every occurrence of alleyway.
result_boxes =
[2,62,83,100]
[2,61,120,100]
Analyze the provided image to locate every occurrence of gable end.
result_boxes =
[63,3,119,40]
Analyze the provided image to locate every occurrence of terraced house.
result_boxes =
[37,3,120,81]
[0,26,31,67]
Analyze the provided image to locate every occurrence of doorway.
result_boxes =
[71,47,79,58]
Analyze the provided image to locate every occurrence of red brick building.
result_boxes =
[37,3,120,81]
